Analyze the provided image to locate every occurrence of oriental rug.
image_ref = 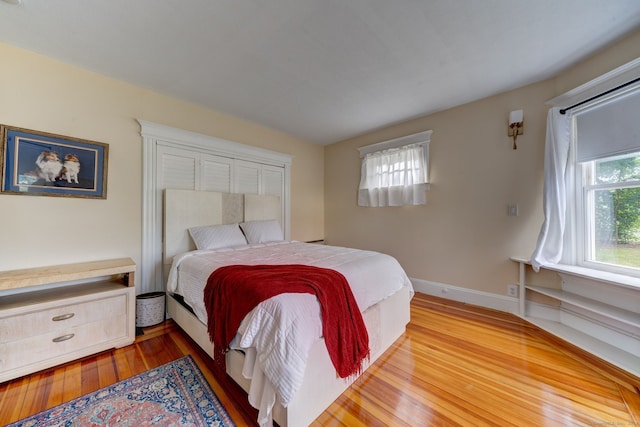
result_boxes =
[8,355,235,426]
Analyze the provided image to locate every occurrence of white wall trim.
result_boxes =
[357,130,432,157]
[546,56,640,108]
[411,278,519,314]
[140,127,158,295]
[138,120,292,167]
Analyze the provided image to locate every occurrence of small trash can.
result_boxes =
[135,292,165,327]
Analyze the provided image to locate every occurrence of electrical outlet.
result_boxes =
[507,284,518,297]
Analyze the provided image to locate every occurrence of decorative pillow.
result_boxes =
[188,223,247,250]
[240,219,284,244]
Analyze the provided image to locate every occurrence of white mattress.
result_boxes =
[167,241,412,324]
[166,241,413,425]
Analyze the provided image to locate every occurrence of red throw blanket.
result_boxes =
[204,264,370,378]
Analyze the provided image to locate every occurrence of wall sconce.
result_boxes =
[508,109,524,149]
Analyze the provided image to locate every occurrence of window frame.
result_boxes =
[574,144,640,278]
[357,130,432,207]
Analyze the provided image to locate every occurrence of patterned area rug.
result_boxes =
[8,355,235,426]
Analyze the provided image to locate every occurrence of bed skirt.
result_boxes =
[166,285,411,427]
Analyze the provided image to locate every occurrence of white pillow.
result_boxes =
[240,219,284,244]
[188,223,247,250]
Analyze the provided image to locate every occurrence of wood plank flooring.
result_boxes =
[1,293,638,426]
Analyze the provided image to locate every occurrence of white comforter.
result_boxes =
[167,241,412,425]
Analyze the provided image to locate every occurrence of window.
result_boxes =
[579,152,640,273]
[357,131,431,207]
[531,76,640,277]
[573,85,640,276]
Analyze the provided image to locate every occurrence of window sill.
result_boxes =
[510,257,640,290]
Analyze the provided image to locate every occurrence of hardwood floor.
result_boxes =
[1,293,638,426]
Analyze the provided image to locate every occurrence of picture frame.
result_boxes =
[0,125,108,199]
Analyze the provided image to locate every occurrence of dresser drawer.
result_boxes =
[0,292,127,343]
[0,314,128,372]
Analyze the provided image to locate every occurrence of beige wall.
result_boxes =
[2,26,638,297]
[324,29,640,297]
[0,42,325,283]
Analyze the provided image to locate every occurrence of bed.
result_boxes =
[163,189,413,427]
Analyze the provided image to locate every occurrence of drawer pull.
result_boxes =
[52,313,75,321]
[52,333,75,343]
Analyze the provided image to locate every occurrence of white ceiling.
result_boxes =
[1,1,640,145]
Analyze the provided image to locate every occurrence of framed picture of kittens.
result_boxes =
[0,125,108,199]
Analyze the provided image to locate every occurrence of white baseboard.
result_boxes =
[411,278,519,314]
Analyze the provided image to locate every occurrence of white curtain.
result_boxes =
[530,107,573,271]
[358,143,428,207]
